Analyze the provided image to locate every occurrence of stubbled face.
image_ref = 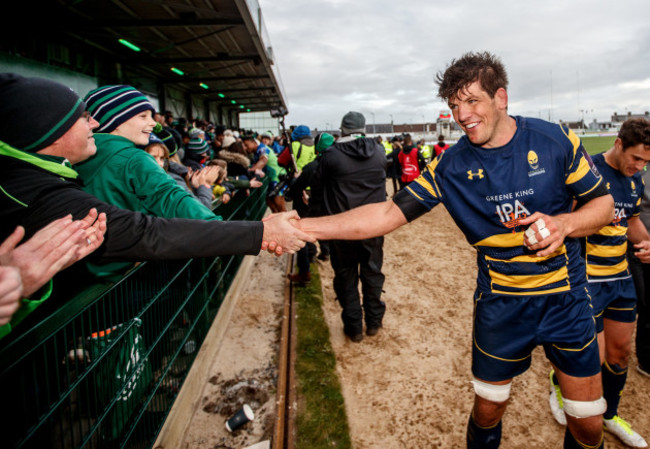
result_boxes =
[112,110,156,146]
[616,142,650,177]
[50,112,99,164]
[147,145,166,169]
[448,81,510,148]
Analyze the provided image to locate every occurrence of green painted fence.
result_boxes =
[0,182,268,448]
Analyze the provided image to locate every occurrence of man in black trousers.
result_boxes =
[311,111,387,342]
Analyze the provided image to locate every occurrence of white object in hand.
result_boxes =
[539,227,551,240]
[524,227,537,245]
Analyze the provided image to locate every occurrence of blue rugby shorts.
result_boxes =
[588,277,638,332]
[471,288,600,381]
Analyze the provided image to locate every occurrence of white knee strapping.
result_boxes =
[562,397,607,419]
[471,378,512,403]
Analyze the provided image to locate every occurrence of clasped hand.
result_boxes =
[261,211,315,255]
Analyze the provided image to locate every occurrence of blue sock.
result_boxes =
[602,361,627,419]
[467,414,501,449]
[563,427,603,448]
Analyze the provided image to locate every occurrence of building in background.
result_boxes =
[238,111,281,136]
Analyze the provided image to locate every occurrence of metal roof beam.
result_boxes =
[145,54,258,63]
[78,18,244,28]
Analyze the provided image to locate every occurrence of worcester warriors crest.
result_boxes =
[527,150,539,170]
[527,149,546,177]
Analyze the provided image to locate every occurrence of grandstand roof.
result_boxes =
[5,0,287,114]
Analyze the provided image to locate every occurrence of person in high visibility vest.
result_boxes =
[290,125,316,172]
[419,139,432,162]
[382,138,393,153]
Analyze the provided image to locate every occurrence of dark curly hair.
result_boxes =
[435,51,508,102]
[618,118,650,150]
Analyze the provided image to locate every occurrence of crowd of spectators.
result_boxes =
[0,74,313,339]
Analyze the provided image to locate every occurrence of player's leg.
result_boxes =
[541,289,604,448]
[553,367,605,448]
[469,293,535,448]
[602,318,634,415]
[601,317,647,447]
[467,378,510,449]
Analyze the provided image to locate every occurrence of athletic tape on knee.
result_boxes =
[562,397,607,419]
[472,378,511,403]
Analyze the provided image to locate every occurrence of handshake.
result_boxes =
[260,211,316,256]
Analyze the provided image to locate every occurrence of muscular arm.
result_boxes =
[295,200,408,241]
[558,194,615,238]
[520,194,614,257]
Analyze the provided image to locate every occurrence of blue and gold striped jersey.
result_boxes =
[402,116,604,296]
[585,153,643,281]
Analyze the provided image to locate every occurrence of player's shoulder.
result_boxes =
[427,138,465,173]
[517,116,578,153]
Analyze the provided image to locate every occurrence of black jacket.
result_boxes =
[286,155,325,218]
[312,137,386,215]
[0,153,263,263]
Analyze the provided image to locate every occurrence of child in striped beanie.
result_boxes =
[74,84,218,267]
[83,85,156,146]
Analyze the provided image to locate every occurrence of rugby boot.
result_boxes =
[604,415,648,448]
[549,370,567,426]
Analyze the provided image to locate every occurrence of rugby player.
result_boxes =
[549,118,650,448]
[289,51,615,448]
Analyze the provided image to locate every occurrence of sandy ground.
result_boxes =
[183,187,650,448]
[182,252,287,449]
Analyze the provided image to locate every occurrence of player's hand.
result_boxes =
[519,212,567,257]
[634,241,650,263]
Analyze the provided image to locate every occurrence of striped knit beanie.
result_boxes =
[186,137,209,154]
[83,85,155,133]
[152,124,178,157]
[159,130,178,157]
[0,73,85,152]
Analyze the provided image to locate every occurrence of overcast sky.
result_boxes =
[258,0,650,131]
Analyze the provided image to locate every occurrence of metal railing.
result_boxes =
[0,182,268,449]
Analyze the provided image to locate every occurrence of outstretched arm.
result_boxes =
[519,194,614,257]
[294,200,408,241]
